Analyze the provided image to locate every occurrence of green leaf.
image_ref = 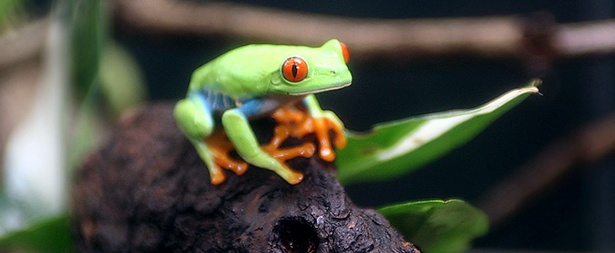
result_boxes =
[0,0,23,31]
[378,199,489,253]
[67,0,107,100]
[0,214,73,253]
[336,80,540,185]
[99,41,148,118]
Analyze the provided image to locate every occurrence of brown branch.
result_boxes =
[72,103,420,252]
[4,0,615,73]
[113,0,615,62]
[113,0,529,61]
[477,113,615,227]
[555,20,615,57]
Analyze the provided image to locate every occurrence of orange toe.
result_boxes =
[285,171,304,185]
[264,142,316,162]
[312,117,347,162]
[209,167,226,185]
[213,155,248,175]
[271,106,307,124]
[204,129,250,178]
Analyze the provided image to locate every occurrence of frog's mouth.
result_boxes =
[286,81,352,96]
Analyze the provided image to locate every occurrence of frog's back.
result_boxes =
[188,44,300,98]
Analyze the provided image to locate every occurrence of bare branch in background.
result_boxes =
[112,0,530,61]
[477,113,615,227]
[4,0,615,70]
[556,20,615,57]
[113,0,615,62]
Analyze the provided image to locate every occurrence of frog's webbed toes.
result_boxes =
[261,123,316,178]
[263,112,317,164]
[212,153,249,176]
[311,114,346,162]
[204,130,249,178]
[321,111,347,147]
[269,106,347,163]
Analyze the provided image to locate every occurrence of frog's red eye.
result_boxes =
[340,42,350,63]
[282,57,308,82]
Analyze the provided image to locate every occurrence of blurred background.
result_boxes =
[0,0,614,252]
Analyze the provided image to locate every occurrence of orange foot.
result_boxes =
[311,115,347,162]
[262,121,316,164]
[203,129,248,184]
[270,105,346,162]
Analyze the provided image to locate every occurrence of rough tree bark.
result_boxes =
[72,103,421,253]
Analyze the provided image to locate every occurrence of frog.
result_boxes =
[174,39,352,185]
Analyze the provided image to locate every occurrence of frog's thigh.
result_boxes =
[174,97,215,140]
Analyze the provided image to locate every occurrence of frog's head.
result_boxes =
[269,39,352,96]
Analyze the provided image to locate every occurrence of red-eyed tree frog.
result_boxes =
[174,39,352,185]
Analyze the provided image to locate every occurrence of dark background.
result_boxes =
[113,1,614,251]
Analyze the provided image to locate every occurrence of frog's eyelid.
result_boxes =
[339,42,350,63]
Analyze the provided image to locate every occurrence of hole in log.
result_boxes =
[274,218,319,253]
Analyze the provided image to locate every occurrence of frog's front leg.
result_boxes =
[221,100,304,185]
[303,94,347,162]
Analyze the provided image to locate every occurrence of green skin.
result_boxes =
[174,39,352,184]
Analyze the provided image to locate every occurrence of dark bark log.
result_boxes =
[72,103,421,253]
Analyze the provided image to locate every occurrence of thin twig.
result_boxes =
[477,113,615,226]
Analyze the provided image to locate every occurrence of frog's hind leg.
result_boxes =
[222,108,304,185]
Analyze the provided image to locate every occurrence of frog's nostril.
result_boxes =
[330,71,336,75]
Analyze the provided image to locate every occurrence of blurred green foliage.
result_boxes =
[0,215,72,253]
[0,0,23,31]
[380,200,489,253]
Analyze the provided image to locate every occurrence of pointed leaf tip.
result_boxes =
[336,80,540,185]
